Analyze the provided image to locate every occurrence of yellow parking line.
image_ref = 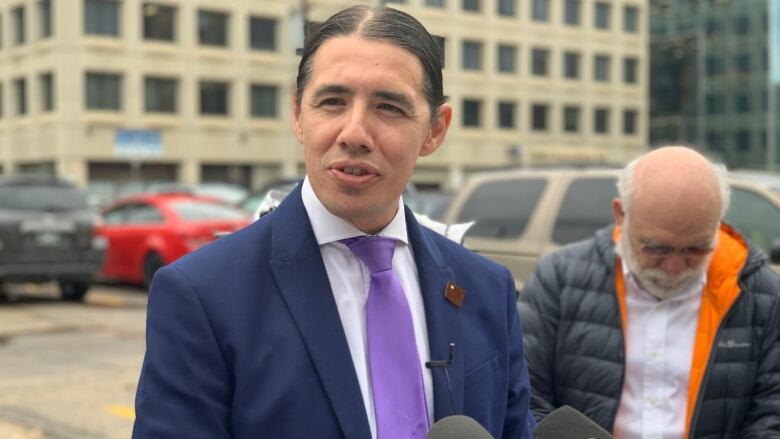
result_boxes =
[107,404,135,420]
[88,293,124,307]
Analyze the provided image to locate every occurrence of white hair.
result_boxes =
[617,152,731,220]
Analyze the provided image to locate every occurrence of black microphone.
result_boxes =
[426,343,456,415]
[534,405,613,439]
[427,415,493,439]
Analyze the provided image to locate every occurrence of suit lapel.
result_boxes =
[405,209,465,420]
[269,187,371,439]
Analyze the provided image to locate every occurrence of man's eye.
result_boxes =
[319,98,344,107]
[377,103,403,114]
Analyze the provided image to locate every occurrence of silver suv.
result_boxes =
[442,168,780,289]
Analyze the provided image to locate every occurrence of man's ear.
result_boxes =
[292,91,303,144]
[420,103,452,157]
[612,198,624,226]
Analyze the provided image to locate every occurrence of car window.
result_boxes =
[170,200,248,221]
[103,205,130,225]
[126,204,164,224]
[725,188,780,254]
[457,179,547,239]
[552,178,618,245]
[0,185,88,211]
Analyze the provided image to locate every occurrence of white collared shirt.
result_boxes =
[613,261,705,439]
[301,177,434,439]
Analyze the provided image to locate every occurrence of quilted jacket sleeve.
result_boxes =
[517,253,562,422]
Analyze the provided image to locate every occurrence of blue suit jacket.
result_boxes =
[133,186,536,438]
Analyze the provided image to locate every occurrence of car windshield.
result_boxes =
[0,185,88,211]
[169,199,248,221]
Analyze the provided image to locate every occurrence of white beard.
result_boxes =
[615,229,711,300]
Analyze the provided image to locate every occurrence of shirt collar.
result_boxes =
[301,176,409,246]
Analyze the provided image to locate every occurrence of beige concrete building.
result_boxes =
[0,0,647,198]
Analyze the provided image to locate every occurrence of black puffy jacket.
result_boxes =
[519,225,780,438]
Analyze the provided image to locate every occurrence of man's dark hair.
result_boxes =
[295,5,446,123]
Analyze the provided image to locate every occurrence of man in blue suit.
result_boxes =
[133,5,536,438]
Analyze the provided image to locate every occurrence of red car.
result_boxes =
[96,193,250,287]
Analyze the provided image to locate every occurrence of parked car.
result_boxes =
[442,168,780,289]
[0,175,105,301]
[96,193,251,287]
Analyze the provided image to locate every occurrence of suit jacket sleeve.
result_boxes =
[502,266,539,438]
[133,265,232,438]
[517,254,561,422]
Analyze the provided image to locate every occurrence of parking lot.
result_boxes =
[0,283,148,439]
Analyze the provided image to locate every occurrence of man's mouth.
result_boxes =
[342,166,368,176]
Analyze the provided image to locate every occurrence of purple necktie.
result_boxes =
[342,236,429,439]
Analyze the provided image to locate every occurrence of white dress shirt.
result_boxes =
[301,177,434,439]
[613,262,705,439]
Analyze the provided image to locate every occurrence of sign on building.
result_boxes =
[115,129,163,157]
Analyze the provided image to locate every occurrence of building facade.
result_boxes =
[0,0,647,198]
[650,0,780,170]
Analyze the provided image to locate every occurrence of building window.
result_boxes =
[594,108,609,133]
[563,52,580,79]
[40,72,54,112]
[736,131,751,151]
[595,2,610,29]
[735,54,751,73]
[564,0,580,25]
[85,0,120,36]
[249,16,276,51]
[198,10,228,47]
[706,94,725,114]
[143,3,176,42]
[462,99,481,127]
[735,93,751,113]
[706,132,724,151]
[594,55,610,81]
[497,44,517,73]
[13,6,25,45]
[498,0,515,16]
[531,104,548,131]
[200,81,229,115]
[531,48,549,76]
[706,19,722,35]
[623,109,637,135]
[250,84,278,118]
[532,0,549,21]
[624,57,638,84]
[734,16,750,35]
[563,106,579,132]
[706,56,724,76]
[145,77,177,113]
[624,5,638,33]
[462,0,480,12]
[462,41,482,70]
[497,101,516,129]
[14,78,27,116]
[86,73,122,110]
[433,36,446,67]
[39,0,52,39]
[426,0,445,7]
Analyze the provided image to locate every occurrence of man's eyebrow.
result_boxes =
[311,84,353,101]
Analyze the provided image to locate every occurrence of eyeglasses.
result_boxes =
[639,242,715,258]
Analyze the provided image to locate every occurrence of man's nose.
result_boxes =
[336,107,373,151]
[659,254,689,276]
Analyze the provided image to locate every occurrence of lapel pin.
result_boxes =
[444,281,465,308]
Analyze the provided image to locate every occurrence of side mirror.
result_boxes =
[770,240,780,264]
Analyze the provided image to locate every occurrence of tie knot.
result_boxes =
[341,236,397,274]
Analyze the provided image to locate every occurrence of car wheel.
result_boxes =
[60,281,89,302]
[143,253,164,289]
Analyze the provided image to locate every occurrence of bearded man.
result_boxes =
[518,146,780,438]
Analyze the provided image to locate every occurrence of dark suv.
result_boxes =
[0,175,105,301]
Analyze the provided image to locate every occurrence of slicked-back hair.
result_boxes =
[295,5,446,124]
